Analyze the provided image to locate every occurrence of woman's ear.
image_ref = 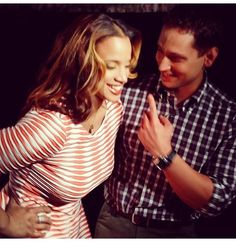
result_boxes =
[204,47,219,67]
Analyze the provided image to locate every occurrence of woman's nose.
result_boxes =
[115,68,129,83]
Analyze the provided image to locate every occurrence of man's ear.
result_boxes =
[204,47,219,67]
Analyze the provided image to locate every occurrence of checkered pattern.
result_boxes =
[105,73,236,222]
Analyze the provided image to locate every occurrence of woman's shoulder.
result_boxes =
[26,107,72,122]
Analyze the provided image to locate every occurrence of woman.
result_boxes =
[0,14,142,238]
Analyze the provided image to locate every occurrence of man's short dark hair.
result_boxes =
[163,4,223,56]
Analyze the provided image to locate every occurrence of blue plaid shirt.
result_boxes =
[105,73,236,222]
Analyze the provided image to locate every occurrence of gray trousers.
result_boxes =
[94,202,196,238]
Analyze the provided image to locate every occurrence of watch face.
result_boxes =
[156,150,177,170]
[157,157,170,170]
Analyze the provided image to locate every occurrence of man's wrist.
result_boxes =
[152,149,177,170]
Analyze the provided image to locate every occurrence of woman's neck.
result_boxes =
[91,96,104,114]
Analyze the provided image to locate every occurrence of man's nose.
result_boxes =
[158,57,171,72]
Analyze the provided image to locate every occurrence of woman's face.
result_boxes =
[95,36,132,103]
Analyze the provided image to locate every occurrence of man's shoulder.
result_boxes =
[207,81,236,111]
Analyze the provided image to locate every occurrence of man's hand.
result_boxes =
[138,93,173,157]
[2,198,52,238]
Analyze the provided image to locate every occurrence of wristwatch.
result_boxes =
[152,149,177,170]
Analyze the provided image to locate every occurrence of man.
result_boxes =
[95,5,236,238]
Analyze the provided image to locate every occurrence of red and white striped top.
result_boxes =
[0,100,123,238]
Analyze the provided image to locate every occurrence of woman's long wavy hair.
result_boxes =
[24,14,142,123]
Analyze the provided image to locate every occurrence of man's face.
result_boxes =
[156,27,206,95]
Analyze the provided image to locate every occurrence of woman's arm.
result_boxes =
[0,109,66,173]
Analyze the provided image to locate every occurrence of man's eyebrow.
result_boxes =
[157,45,187,60]
[168,52,187,60]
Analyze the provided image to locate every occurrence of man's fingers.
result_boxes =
[31,229,48,238]
[35,211,52,224]
[33,206,51,214]
[141,112,149,129]
[35,222,51,230]
[10,201,51,215]
[42,206,51,213]
[147,94,158,120]
[39,206,51,213]
[159,114,171,126]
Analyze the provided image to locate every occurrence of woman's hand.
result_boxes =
[1,198,52,238]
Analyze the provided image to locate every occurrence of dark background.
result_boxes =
[0,3,235,238]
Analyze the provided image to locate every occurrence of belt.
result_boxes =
[109,206,190,228]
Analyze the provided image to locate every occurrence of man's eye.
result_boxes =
[169,57,182,63]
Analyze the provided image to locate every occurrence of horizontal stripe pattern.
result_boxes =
[0,101,122,238]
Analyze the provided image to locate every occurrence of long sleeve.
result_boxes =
[0,109,67,173]
[197,114,236,216]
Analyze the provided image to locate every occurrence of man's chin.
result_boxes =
[160,81,175,91]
